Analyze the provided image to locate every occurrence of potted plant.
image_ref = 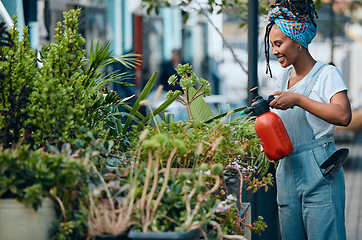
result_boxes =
[0,9,113,240]
[126,131,224,239]
[118,63,274,238]
[0,8,101,239]
[0,144,90,240]
[86,155,135,240]
[127,120,272,238]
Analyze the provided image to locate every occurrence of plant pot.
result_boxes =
[241,203,252,240]
[0,197,56,240]
[95,232,129,240]
[226,174,242,210]
[128,229,201,240]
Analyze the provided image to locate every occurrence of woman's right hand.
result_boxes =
[269,91,301,110]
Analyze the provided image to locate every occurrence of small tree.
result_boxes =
[0,20,37,149]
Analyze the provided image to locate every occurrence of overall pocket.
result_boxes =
[303,146,333,205]
[276,158,291,208]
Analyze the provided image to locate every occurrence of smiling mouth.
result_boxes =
[277,56,285,63]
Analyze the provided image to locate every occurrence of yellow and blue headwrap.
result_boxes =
[268,5,317,49]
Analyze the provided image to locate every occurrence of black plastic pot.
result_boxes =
[128,229,200,240]
[95,232,129,240]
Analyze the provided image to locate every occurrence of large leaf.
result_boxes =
[122,72,158,135]
[136,91,181,130]
[188,87,214,122]
[119,102,145,121]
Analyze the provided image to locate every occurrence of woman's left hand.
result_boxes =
[269,91,300,110]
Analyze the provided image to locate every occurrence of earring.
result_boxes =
[298,45,302,51]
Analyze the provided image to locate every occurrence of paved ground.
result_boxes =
[336,140,362,240]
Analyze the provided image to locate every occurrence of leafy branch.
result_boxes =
[166,63,211,120]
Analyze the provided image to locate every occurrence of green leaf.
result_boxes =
[112,52,141,69]
[188,87,214,122]
[119,102,145,121]
[136,90,181,130]
[164,113,174,124]
[123,71,158,134]
[204,106,247,123]
[152,115,163,126]
[257,155,270,179]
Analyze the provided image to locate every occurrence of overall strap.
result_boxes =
[278,62,330,152]
[280,63,327,93]
[302,63,328,97]
[281,67,293,91]
[291,134,334,155]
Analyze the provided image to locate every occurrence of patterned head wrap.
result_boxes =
[268,5,317,49]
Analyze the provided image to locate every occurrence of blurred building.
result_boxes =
[2,1,362,118]
[0,0,223,101]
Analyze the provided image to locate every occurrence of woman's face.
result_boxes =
[269,24,300,68]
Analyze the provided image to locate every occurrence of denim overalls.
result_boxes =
[276,63,346,240]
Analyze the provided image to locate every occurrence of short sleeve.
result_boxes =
[311,65,347,103]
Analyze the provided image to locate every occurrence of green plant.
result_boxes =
[121,72,181,133]
[129,131,223,233]
[0,8,142,239]
[132,120,227,168]
[130,119,267,171]
[123,125,272,239]
[0,19,36,149]
[83,41,182,152]
[165,63,246,123]
[0,8,148,150]
[49,130,127,240]
[82,40,140,134]
[0,145,87,209]
[166,63,212,121]
[127,118,273,237]
[0,144,91,240]
[27,9,92,147]
[87,163,136,237]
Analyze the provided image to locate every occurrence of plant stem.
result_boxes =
[190,85,203,101]
[176,96,186,105]
[185,188,196,219]
[91,164,115,210]
[140,149,153,229]
[184,88,193,120]
[189,91,205,103]
[149,147,178,226]
[145,147,161,229]
[224,166,244,211]
[51,194,68,223]
[185,175,220,228]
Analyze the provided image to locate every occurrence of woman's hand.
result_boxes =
[269,91,300,110]
[269,90,351,126]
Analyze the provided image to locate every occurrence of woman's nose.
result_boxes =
[272,47,278,55]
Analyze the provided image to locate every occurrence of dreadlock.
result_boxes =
[264,0,318,77]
